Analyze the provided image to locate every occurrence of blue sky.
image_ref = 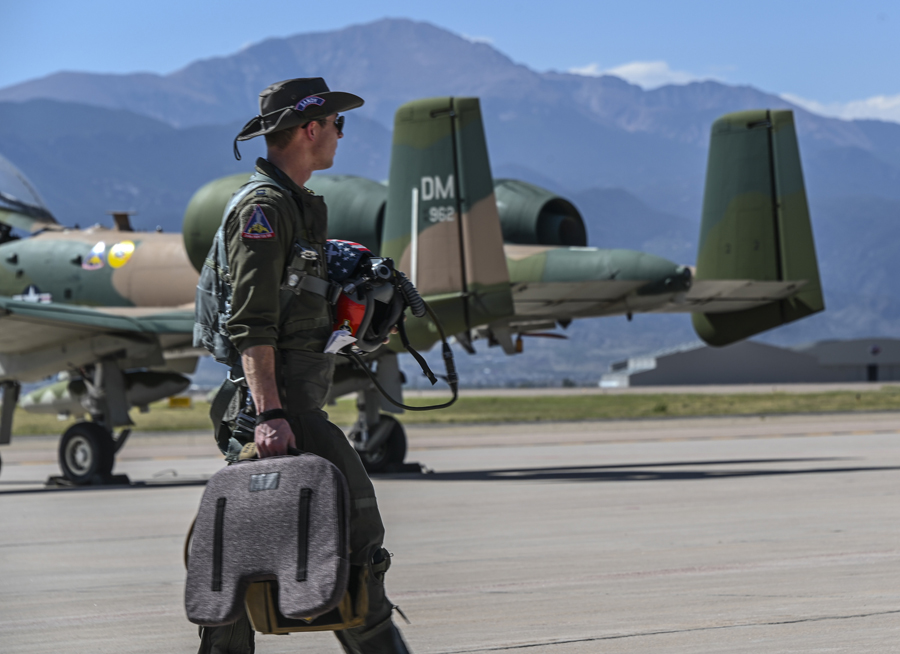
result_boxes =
[4,0,899,121]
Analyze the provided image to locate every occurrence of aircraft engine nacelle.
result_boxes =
[20,371,190,415]
[182,174,388,273]
[183,173,249,273]
[305,176,387,254]
[494,179,587,247]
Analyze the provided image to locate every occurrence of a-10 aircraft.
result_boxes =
[0,97,822,484]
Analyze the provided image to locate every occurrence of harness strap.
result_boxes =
[209,375,242,453]
[281,271,342,303]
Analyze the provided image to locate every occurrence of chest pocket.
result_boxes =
[279,241,337,339]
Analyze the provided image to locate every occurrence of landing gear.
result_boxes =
[58,422,115,485]
[332,351,420,474]
[351,415,407,474]
[51,358,135,486]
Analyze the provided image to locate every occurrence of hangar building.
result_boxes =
[600,339,900,387]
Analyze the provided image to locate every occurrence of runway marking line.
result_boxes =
[394,549,900,602]
[435,608,900,653]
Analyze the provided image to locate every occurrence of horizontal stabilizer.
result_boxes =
[510,278,806,320]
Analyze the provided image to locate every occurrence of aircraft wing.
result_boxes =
[510,279,808,322]
[0,297,194,382]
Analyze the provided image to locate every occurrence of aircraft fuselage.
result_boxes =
[0,227,198,309]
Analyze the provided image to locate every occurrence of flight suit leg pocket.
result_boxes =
[280,350,336,414]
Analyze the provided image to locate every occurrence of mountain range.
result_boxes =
[1,18,898,384]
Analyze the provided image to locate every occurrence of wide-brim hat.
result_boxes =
[235,77,364,143]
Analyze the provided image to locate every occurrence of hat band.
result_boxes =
[262,108,299,133]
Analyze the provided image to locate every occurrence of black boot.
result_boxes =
[335,547,411,653]
[197,612,255,654]
[335,614,411,654]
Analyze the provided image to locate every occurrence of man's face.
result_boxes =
[311,113,343,171]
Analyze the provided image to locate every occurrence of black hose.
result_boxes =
[397,272,427,318]
[337,263,457,411]
[344,297,458,411]
[348,349,458,412]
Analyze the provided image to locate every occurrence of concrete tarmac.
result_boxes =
[1,413,899,653]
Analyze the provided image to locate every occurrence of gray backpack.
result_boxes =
[185,453,350,626]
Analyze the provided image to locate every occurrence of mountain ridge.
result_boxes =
[2,18,893,214]
[0,18,884,151]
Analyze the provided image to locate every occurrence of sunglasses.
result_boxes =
[301,114,344,136]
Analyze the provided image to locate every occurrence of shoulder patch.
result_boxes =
[255,189,267,196]
[242,204,276,240]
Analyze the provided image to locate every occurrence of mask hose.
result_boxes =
[397,271,426,318]
[345,299,458,412]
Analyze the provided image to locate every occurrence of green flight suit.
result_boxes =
[199,159,405,654]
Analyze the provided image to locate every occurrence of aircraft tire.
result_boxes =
[358,415,407,474]
[58,422,115,485]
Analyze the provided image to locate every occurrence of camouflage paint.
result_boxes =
[305,175,387,252]
[692,110,823,346]
[382,97,514,341]
[505,245,686,285]
[0,228,197,308]
[182,173,250,273]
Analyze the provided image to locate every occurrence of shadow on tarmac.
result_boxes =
[4,458,897,493]
[383,457,900,483]
[0,477,210,496]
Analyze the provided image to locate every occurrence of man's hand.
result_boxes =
[254,418,296,457]
[242,346,293,457]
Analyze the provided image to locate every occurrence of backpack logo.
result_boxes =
[242,205,276,240]
[249,472,281,492]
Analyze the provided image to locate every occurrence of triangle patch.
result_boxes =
[242,205,276,240]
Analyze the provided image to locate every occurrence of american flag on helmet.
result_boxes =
[325,240,373,282]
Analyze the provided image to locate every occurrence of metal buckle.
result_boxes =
[294,243,319,261]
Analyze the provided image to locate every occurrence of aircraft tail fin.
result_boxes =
[692,110,824,346]
[381,97,514,337]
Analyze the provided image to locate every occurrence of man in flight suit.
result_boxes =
[198,78,411,654]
